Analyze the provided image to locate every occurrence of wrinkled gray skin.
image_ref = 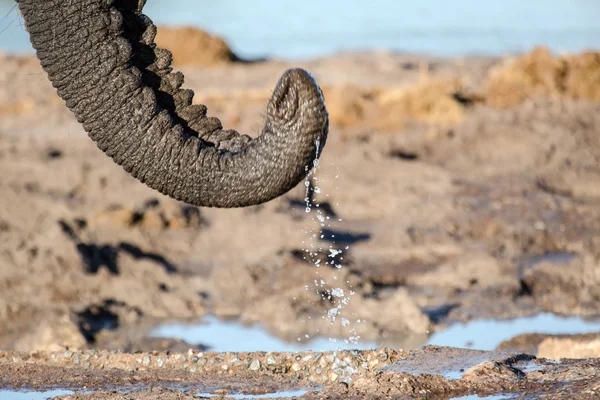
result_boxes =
[17,0,328,208]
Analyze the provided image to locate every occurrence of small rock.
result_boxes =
[142,355,150,366]
[249,359,260,371]
[63,351,73,359]
[157,358,164,368]
[292,363,302,372]
[266,355,276,365]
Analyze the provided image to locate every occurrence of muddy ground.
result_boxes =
[1,26,600,398]
[1,347,600,399]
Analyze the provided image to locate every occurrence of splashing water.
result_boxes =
[298,139,361,354]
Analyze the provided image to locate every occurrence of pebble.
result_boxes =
[249,359,260,371]
[157,358,164,368]
[63,351,73,359]
[142,355,150,366]
[266,355,276,365]
[198,358,208,367]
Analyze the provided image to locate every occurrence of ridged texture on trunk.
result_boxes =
[17,0,328,207]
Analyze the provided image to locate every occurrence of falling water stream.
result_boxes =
[298,139,362,349]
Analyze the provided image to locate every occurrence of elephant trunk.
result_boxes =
[17,0,328,208]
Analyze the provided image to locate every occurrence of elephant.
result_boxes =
[17,0,329,208]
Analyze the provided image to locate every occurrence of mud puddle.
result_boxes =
[451,395,513,400]
[1,387,312,400]
[428,312,600,350]
[0,389,75,399]
[196,389,309,399]
[150,313,600,353]
[149,315,426,352]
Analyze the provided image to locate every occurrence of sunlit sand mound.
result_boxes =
[374,78,476,128]
[155,26,239,66]
[485,47,600,108]
[323,79,479,130]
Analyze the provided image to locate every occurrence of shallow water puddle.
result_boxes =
[428,312,600,350]
[0,388,310,400]
[148,315,418,352]
[196,389,309,399]
[451,395,514,400]
[151,312,600,353]
[0,389,75,399]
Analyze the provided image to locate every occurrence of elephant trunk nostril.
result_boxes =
[268,68,325,126]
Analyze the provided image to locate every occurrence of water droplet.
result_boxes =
[328,308,339,318]
[332,288,344,298]
[342,318,350,327]
[328,249,342,258]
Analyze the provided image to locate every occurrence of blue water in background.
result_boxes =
[1,0,599,59]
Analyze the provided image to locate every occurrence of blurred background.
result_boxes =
[1,0,599,58]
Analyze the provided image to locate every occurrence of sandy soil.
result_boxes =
[1,26,600,398]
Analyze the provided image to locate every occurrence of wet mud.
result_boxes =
[1,347,599,399]
[1,31,600,398]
